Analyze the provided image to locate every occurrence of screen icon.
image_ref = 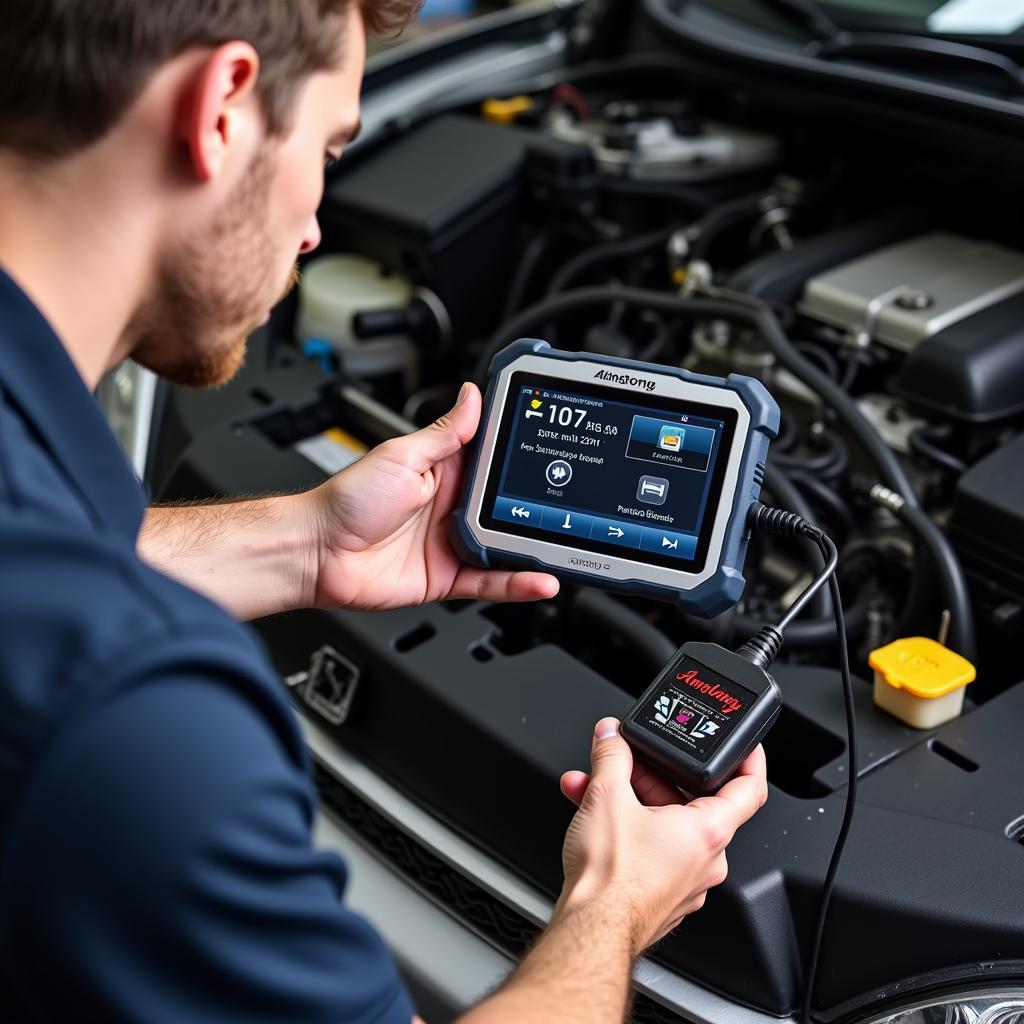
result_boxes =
[658,425,685,452]
[637,475,669,505]
[510,506,531,519]
[525,397,544,419]
[546,460,573,487]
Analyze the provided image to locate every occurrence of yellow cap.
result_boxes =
[868,637,976,699]
[481,96,534,125]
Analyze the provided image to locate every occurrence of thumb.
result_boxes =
[588,717,634,790]
[390,382,481,475]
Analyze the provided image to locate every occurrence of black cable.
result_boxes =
[745,506,858,1024]
[907,424,968,476]
[801,565,858,1024]
[731,593,869,651]
[502,232,550,323]
[862,483,976,662]
[763,464,830,619]
[772,431,848,479]
[838,349,862,392]
[794,341,840,383]
[788,471,855,540]
[689,191,777,262]
[773,413,799,454]
[777,534,837,631]
[546,225,679,297]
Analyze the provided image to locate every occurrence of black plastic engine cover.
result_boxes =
[892,292,1024,423]
[255,605,1024,1018]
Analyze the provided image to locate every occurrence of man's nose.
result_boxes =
[299,215,321,255]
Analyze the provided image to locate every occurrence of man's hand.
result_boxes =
[307,382,559,611]
[457,721,768,1024]
[557,718,768,954]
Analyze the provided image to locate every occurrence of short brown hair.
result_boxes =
[0,0,419,161]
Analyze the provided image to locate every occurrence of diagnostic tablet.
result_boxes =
[452,340,780,615]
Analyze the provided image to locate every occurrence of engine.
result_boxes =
[144,72,1024,1019]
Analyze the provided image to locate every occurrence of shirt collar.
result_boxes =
[0,266,146,541]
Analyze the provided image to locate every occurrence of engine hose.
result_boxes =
[771,430,848,479]
[546,224,679,297]
[688,191,777,262]
[501,231,550,322]
[864,484,976,662]
[788,471,856,540]
[569,589,677,674]
[732,595,871,651]
[773,413,800,453]
[762,465,830,619]
[907,424,968,476]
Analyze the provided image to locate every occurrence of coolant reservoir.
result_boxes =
[868,637,976,729]
[296,255,417,386]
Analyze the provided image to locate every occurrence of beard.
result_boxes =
[126,147,298,389]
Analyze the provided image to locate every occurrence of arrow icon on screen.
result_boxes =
[511,506,530,518]
[608,526,624,538]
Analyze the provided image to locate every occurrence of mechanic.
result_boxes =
[0,2,768,1021]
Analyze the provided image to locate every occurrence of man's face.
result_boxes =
[130,7,365,388]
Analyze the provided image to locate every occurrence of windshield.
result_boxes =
[694,0,1024,38]
[829,0,1024,35]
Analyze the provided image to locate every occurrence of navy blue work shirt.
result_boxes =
[0,268,414,1023]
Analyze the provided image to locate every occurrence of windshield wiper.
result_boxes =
[808,32,1024,96]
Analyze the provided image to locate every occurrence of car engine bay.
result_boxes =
[143,38,1024,1024]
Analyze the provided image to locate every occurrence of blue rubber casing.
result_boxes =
[450,341,780,616]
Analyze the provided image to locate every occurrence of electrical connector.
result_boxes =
[621,641,782,796]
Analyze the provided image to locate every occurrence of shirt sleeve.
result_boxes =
[0,663,415,1024]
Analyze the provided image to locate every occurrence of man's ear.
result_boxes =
[182,42,261,183]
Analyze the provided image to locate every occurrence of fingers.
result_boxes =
[630,761,688,808]
[559,770,590,807]
[448,566,559,603]
[563,743,684,809]
[587,718,635,792]
[385,382,482,475]
[712,745,769,825]
[687,746,768,840]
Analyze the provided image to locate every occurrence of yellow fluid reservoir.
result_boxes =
[868,637,976,729]
[481,96,534,125]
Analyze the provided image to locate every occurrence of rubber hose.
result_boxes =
[570,588,677,674]
[893,500,976,662]
[762,465,830,619]
[788,471,856,539]
[689,191,776,262]
[546,225,678,297]
[732,595,870,651]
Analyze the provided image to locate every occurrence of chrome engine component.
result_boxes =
[798,232,1024,351]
